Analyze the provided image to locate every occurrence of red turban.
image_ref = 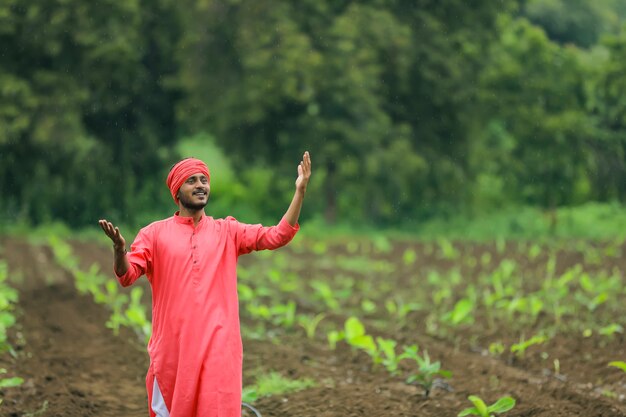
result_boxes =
[166,158,210,203]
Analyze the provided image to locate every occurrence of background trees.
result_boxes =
[0,0,181,226]
[1,0,625,228]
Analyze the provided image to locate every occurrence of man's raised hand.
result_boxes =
[296,151,311,193]
[98,219,126,251]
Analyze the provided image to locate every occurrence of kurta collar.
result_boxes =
[173,211,207,227]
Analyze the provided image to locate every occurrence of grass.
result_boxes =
[2,202,626,244]
[299,202,626,242]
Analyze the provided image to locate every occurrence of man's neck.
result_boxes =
[178,207,205,226]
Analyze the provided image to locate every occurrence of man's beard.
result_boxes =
[178,191,208,211]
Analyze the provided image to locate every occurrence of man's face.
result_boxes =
[177,173,210,211]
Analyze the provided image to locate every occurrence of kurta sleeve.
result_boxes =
[115,226,153,287]
[230,216,300,256]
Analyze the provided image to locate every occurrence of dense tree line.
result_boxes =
[1,0,626,227]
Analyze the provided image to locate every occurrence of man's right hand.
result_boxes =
[98,219,126,251]
[99,219,131,277]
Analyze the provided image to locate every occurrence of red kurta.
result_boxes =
[116,213,299,417]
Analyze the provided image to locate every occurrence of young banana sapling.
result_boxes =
[400,345,451,396]
[458,395,516,417]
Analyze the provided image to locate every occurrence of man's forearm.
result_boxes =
[283,188,305,226]
[113,246,130,276]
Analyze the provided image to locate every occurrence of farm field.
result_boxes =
[0,233,625,417]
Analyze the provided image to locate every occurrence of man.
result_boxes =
[98,151,311,417]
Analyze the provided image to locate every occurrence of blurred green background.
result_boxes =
[2,0,626,239]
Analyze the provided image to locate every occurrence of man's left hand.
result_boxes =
[296,151,311,193]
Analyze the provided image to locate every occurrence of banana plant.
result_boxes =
[436,237,459,260]
[608,361,626,373]
[0,368,23,388]
[343,317,379,362]
[400,345,451,396]
[575,271,619,313]
[376,337,401,375]
[528,243,542,260]
[441,298,475,326]
[599,324,623,338]
[124,287,152,344]
[297,313,325,339]
[0,262,18,354]
[385,298,422,327]
[504,295,544,325]
[0,262,23,390]
[328,317,404,374]
[269,301,297,328]
[402,249,417,265]
[327,317,373,354]
[310,280,341,312]
[510,334,546,359]
[488,342,505,357]
[458,395,516,417]
[486,259,518,301]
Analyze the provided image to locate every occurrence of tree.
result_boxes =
[0,0,182,226]
[475,17,594,211]
[522,0,616,48]
[177,0,515,224]
[588,26,626,201]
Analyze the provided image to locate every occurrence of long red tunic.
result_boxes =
[116,213,299,417]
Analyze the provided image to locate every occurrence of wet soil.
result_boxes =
[0,238,148,417]
[0,236,625,417]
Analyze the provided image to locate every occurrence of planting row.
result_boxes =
[42,235,626,413]
[243,237,626,345]
[0,260,24,406]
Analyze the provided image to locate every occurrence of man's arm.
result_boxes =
[283,151,311,227]
[98,219,130,276]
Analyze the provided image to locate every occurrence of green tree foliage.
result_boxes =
[0,0,181,226]
[1,0,626,228]
[177,0,516,224]
[587,27,626,201]
[522,0,616,48]
[475,17,594,209]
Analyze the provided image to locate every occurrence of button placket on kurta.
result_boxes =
[190,221,201,283]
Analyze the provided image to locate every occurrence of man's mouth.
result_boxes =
[193,191,207,197]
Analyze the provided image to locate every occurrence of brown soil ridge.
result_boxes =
[1,238,149,417]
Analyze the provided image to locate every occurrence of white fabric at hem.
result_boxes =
[152,377,171,417]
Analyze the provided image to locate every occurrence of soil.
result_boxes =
[0,238,147,417]
[0,235,625,417]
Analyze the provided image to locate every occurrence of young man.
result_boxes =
[99,152,311,417]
